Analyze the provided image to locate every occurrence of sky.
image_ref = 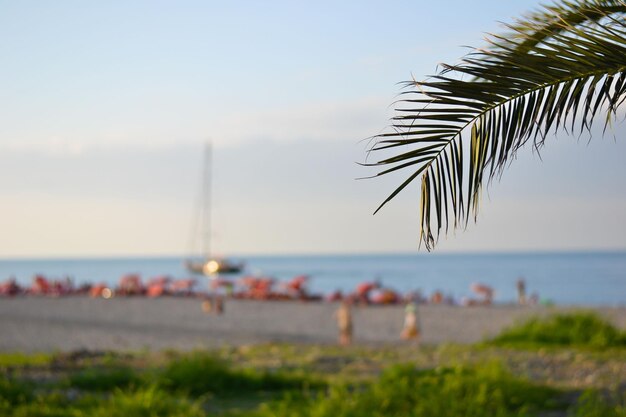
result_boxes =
[1,1,625,258]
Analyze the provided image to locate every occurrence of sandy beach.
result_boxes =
[1,297,625,352]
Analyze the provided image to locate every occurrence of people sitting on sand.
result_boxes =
[443,293,457,306]
[471,282,494,304]
[404,290,426,304]
[461,283,494,306]
[430,290,444,304]
[146,276,171,297]
[0,277,21,296]
[90,283,110,298]
[370,288,400,305]
[76,282,92,295]
[326,289,343,302]
[30,275,51,295]
[236,276,276,300]
[170,278,197,296]
[281,275,309,299]
[117,274,144,296]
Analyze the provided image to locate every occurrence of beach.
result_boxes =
[1,297,625,352]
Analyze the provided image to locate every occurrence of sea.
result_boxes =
[1,252,625,306]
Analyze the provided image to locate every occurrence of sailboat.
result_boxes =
[185,142,244,276]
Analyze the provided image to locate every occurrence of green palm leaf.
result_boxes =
[369,0,626,250]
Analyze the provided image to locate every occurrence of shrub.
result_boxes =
[159,351,321,396]
[489,312,626,349]
[0,375,32,407]
[5,386,204,417]
[65,366,142,391]
[6,392,72,417]
[570,390,626,417]
[255,362,560,417]
[86,386,205,417]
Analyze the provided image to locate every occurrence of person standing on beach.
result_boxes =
[214,295,224,315]
[202,294,224,315]
[401,302,420,343]
[201,296,212,313]
[334,301,353,346]
[516,278,526,305]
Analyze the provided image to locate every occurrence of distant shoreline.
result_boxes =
[2,249,626,262]
[2,252,625,306]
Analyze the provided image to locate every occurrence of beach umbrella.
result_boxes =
[356,281,379,296]
[470,283,494,299]
[147,283,167,297]
[147,275,171,286]
[370,289,400,305]
[118,274,144,295]
[90,283,112,298]
[326,290,343,302]
[171,278,197,293]
[238,276,259,288]
[0,278,21,296]
[31,275,51,295]
[283,275,308,291]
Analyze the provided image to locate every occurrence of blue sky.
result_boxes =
[1,1,625,257]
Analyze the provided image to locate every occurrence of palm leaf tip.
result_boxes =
[367,0,626,251]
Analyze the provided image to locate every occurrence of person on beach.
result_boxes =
[202,295,224,315]
[334,300,353,346]
[401,302,420,343]
[470,283,494,305]
[201,296,212,313]
[430,290,444,304]
[214,295,224,315]
[516,278,527,305]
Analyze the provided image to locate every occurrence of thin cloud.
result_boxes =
[0,96,393,155]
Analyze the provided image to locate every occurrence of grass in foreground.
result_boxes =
[0,352,54,368]
[1,346,625,417]
[249,362,563,417]
[159,351,323,396]
[1,312,626,416]
[488,312,626,349]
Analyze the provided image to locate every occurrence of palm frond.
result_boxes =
[369,0,626,250]
[507,0,626,53]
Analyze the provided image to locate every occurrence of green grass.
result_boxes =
[0,375,33,407]
[1,341,625,416]
[62,366,143,391]
[248,362,562,417]
[570,390,626,417]
[3,361,622,417]
[158,351,322,396]
[2,386,205,417]
[0,352,54,368]
[488,312,626,349]
[85,386,206,417]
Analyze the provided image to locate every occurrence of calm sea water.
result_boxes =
[1,252,625,306]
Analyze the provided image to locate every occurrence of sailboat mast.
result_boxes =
[202,142,212,259]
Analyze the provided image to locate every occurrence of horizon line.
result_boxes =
[1,248,626,262]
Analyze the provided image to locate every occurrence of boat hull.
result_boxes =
[185,259,244,276]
